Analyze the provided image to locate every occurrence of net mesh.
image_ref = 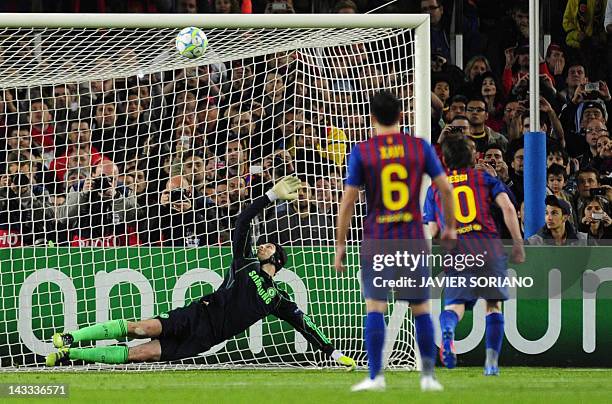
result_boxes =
[0,25,417,370]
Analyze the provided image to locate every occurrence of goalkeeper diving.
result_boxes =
[46,176,355,370]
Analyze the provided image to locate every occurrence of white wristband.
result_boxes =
[331,350,343,361]
[266,189,278,202]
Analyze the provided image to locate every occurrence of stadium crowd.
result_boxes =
[0,0,612,248]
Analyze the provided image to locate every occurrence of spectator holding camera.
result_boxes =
[579,195,612,239]
[573,167,612,225]
[560,97,609,158]
[157,175,206,247]
[57,160,143,247]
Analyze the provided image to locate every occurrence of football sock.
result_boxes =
[364,312,385,380]
[439,310,459,336]
[485,312,504,367]
[71,320,128,343]
[415,313,436,376]
[69,346,128,364]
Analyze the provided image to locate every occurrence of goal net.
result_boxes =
[0,14,430,370]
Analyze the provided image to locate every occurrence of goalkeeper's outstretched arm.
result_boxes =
[272,291,356,370]
[232,176,302,261]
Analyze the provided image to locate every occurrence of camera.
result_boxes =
[585,82,600,93]
[11,173,30,188]
[592,212,604,221]
[447,126,464,134]
[590,188,607,197]
[92,176,112,193]
[170,188,189,202]
[600,176,612,186]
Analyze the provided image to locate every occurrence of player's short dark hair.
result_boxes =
[369,90,401,126]
[547,163,567,180]
[442,136,473,169]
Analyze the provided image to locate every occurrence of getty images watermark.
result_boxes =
[360,239,534,300]
[370,250,534,289]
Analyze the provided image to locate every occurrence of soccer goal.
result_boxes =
[0,13,430,370]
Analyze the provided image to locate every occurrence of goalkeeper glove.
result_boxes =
[266,176,301,201]
[332,350,356,371]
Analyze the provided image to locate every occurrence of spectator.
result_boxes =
[573,167,609,225]
[502,44,554,97]
[213,0,240,13]
[157,175,206,247]
[29,99,56,160]
[420,0,450,61]
[547,144,571,169]
[559,61,588,103]
[560,98,609,158]
[176,0,211,13]
[183,153,206,193]
[224,137,248,177]
[578,119,608,168]
[483,144,510,183]
[64,167,89,193]
[476,72,505,132]
[314,177,334,215]
[579,195,612,239]
[465,95,508,154]
[57,160,143,246]
[228,175,248,206]
[91,94,128,165]
[442,95,468,125]
[49,120,103,185]
[262,180,333,245]
[528,195,588,245]
[594,134,612,175]
[464,55,491,85]
[333,0,358,13]
[125,92,157,162]
[545,43,567,88]
[51,84,78,138]
[563,0,607,80]
[437,114,471,146]
[432,74,452,105]
[509,144,525,205]
[0,170,53,246]
[547,163,573,203]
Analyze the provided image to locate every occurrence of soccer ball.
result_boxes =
[175,27,208,59]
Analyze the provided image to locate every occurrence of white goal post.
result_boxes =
[0,13,431,370]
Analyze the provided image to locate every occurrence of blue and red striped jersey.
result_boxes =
[424,167,507,254]
[345,133,444,239]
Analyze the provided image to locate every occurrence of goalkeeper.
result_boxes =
[46,176,355,370]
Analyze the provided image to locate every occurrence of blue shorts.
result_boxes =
[443,255,509,310]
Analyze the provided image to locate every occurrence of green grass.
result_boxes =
[2,368,611,404]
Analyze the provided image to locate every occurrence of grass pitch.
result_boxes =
[3,368,611,403]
